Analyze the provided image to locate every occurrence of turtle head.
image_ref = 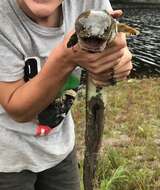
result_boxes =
[75,10,117,52]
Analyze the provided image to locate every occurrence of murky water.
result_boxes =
[112,4,160,77]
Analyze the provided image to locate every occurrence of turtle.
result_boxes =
[67,10,139,190]
[67,9,139,52]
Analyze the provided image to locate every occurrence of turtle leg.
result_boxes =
[67,33,78,48]
[117,23,140,36]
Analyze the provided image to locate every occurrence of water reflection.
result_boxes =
[112,4,160,77]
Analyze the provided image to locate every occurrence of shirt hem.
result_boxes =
[0,144,75,173]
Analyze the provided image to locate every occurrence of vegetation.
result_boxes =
[72,78,160,190]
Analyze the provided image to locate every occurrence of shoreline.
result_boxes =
[111,2,160,9]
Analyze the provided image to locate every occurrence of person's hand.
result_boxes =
[53,15,132,86]
[109,9,123,19]
[89,9,132,86]
[90,33,132,86]
[54,31,126,76]
[109,9,133,82]
[111,44,133,82]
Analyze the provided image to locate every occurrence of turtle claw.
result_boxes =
[117,23,140,36]
[67,33,78,48]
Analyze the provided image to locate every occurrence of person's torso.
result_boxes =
[0,0,112,172]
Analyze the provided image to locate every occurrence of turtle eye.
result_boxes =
[104,28,109,33]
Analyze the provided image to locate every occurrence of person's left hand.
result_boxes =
[90,32,133,86]
[111,46,132,82]
[90,9,133,86]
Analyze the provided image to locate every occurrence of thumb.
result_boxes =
[109,10,123,19]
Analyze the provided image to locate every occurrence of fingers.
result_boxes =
[63,28,132,85]
[112,46,133,79]
[90,65,132,86]
[113,66,132,79]
[90,47,133,84]
[114,48,132,71]
[90,69,112,81]
[85,33,127,64]
[109,9,123,19]
[74,39,130,76]
[109,32,127,49]
[89,56,122,75]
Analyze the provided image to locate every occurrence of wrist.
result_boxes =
[41,46,76,84]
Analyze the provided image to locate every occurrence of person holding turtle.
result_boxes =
[0,0,132,190]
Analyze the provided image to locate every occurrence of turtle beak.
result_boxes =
[78,36,107,52]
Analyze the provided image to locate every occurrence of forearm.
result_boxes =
[4,51,75,122]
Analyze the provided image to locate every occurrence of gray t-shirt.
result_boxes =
[0,0,112,172]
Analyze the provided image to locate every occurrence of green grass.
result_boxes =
[72,78,160,190]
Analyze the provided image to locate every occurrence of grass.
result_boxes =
[72,77,160,190]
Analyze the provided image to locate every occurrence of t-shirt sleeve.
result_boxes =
[0,34,25,82]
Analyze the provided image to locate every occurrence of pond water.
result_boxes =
[112,3,160,77]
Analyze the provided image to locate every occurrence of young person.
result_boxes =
[0,0,132,189]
